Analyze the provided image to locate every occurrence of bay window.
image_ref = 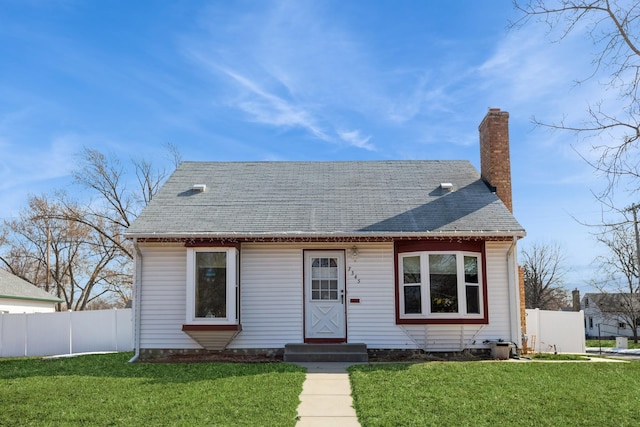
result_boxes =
[398,251,483,321]
[186,248,238,325]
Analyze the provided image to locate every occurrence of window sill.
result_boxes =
[182,324,241,331]
[397,317,488,325]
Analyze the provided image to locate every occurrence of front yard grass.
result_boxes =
[529,353,588,360]
[586,339,640,349]
[0,352,306,427]
[349,361,640,427]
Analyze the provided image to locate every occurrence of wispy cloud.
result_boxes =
[0,129,77,218]
[218,67,330,141]
[337,129,374,151]
[180,1,390,151]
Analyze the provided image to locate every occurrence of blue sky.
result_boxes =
[0,1,632,292]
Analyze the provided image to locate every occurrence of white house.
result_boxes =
[0,268,62,313]
[126,108,526,360]
[583,293,640,339]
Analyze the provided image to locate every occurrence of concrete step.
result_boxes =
[283,343,368,362]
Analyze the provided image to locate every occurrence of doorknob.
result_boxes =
[340,289,344,304]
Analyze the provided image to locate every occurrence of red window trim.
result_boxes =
[394,240,489,325]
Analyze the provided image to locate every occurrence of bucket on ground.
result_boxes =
[490,342,511,360]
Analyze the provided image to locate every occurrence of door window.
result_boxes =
[311,257,339,300]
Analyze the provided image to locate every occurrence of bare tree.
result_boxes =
[590,209,640,341]
[0,195,129,310]
[0,145,179,310]
[512,1,640,195]
[520,241,568,309]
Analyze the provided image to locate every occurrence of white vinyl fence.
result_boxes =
[525,308,586,354]
[0,308,133,358]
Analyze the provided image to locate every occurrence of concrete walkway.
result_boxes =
[294,362,362,427]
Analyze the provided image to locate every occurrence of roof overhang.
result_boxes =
[126,230,526,243]
[0,294,63,304]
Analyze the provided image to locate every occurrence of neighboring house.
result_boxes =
[582,293,640,339]
[0,268,62,313]
[126,108,526,359]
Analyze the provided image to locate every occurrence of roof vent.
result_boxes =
[440,183,454,192]
[193,184,207,192]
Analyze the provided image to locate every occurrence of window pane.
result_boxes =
[429,254,458,313]
[466,285,480,314]
[312,258,338,279]
[464,256,478,284]
[404,285,422,314]
[403,256,421,284]
[311,257,339,301]
[195,252,227,318]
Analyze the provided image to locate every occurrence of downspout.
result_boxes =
[506,236,521,349]
[128,238,143,363]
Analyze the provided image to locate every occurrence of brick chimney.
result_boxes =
[572,289,581,311]
[479,108,513,212]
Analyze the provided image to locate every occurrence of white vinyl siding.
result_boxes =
[229,244,304,348]
[483,241,513,339]
[0,299,57,314]
[343,243,416,348]
[137,240,518,351]
[138,244,199,350]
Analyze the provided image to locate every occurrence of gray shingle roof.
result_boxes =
[127,160,525,238]
[0,268,62,303]
[584,293,640,309]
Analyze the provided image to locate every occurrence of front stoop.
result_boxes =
[283,343,368,362]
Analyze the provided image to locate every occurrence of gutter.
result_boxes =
[128,238,143,363]
[125,229,527,240]
[0,295,63,304]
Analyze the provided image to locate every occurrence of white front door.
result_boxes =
[304,251,346,341]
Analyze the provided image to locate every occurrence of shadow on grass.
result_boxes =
[0,351,306,384]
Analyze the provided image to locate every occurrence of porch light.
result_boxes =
[350,246,359,261]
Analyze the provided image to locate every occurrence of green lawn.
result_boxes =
[349,361,640,427]
[0,352,306,427]
[529,353,588,360]
[6,352,640,427]
[586,339,640,349]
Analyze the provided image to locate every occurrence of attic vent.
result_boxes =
[193,184,207,192]
[440,183,454,192]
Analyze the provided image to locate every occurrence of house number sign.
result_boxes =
[348,266,361,284]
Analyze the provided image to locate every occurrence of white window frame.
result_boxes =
[398,251,483,320]
[186,247,238,325]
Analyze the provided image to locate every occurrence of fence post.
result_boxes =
[24,313,28,357]
[68,310,73,355]
[114,309,118,352]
